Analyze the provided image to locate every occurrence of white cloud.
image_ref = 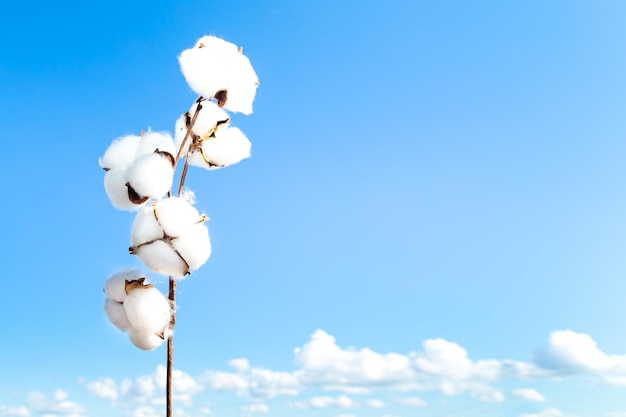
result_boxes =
[295,330,416,390]
[364,399,385,408]
[534,330,626,385]
[519,407,578,417]
[25,390,86,417]
[292,395,357,410]
[229,358,251,373]
[241,403,269,413]
[396,396,427,407]
[512,388,546,403]
[607,413,626,417]
[291,329,529,401]
[85,378,118,400]
[0,405,30,417]
[131,406,160,417]
[200,367,299,399]
[164,329,551,404]
[82,328,626,416]
[535,330,612,372]
[85,365,203,407]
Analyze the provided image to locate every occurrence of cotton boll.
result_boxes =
[126,153,174,200]
[199,126,251,168]
[99,134,141,170]
[104,267,146,302]
[130,204,163,248]
[189,101,230,138]
[174,101,230,158]
[186,149,212,170]
[124,284,172,334]
[128,328,167,351]
[104,299,131,331]
[172,222,212,271]
[136,131,177,158]
[133,240,189,278]
[220,53,258,115]
[178,35,259,115]
[155,197,203,238]
[104,169,144,211]
[130,197,211,278]
[179,36,236,100]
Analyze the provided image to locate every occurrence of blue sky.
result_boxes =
[2,1,626,416]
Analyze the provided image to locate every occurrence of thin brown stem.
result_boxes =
[171,96,204,196]
[177,158,190,197]
[166,278,177,417]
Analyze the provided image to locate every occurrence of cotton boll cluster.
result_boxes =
[178,36,259,115]
[99,35,260,362]
[103,268,173,350]
[129,197,211,278]
[99,131,176,211]
[174,101,251,170]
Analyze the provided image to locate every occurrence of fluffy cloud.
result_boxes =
[25,390,86,417]
[85,378,118,401]
[396,397,427,407]
[519,408,578,417]
[292,395,357,409]
[295,330,416,390]
[241,403,269,413]
[512,388,546,403]
[364,399,386,408]
[200,329,505,400]
[534,330,626,385]
[85,365,203,407]
[535,330,613,372]
[82,328,626,416]
[200,360,300,399]
[0,405,30,417]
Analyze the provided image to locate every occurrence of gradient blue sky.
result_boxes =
[2,1,626,417]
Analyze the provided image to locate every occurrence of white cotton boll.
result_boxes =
[104,267,146,302]
[221,53,258,115]
[190,101,230,137]
[104,299,131,331]
[131,204,163,248]
[179,36,236,99]
[130,197,211,278]
[123,285,172,334]
[199,126,251,168]
[155,197,202,238]
[136,131,177,158]
[186,147,212,170]
[99,134,141,170]
[174,101,230,158]
[128,328,167,351]
[126,153,174,200]
[172,222,211,271]
[178,35,259,115]
[104,169,144,211]
[133,240,189,278]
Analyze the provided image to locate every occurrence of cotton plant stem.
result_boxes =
[177,158,190,197]
[171,96,204,196]
[166,277,177,417]
[166,95,204,415]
